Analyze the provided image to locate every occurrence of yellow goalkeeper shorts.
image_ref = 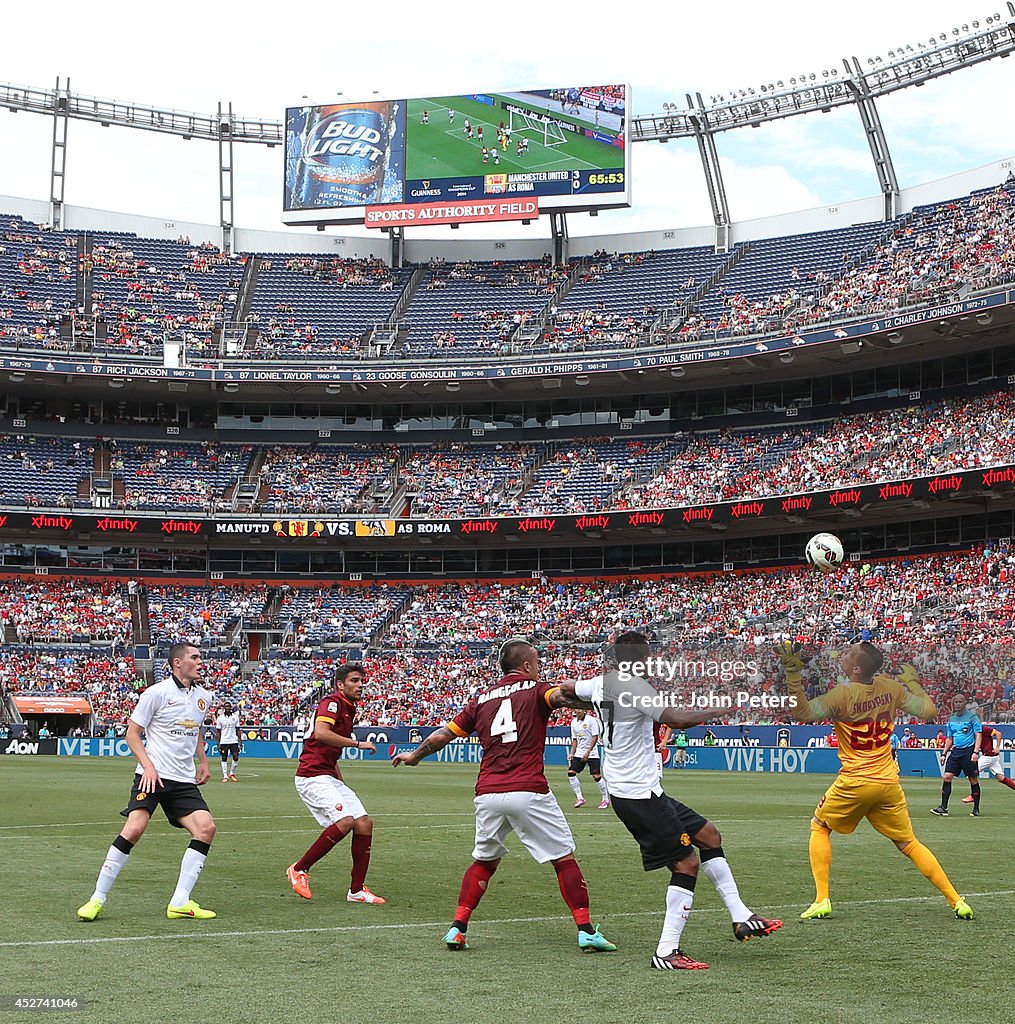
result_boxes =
[814,776,915,845]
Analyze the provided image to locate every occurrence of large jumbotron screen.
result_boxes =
[282,85,630,226]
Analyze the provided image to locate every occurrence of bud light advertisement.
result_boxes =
[285,101,406,212]
[283,84,631,226]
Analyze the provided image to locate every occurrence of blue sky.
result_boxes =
[0,1,1010,240]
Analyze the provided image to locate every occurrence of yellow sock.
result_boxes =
[902,840,960,906]
[809,821,832,902]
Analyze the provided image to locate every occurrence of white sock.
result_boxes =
[229,760,237,776]
[596,778,609,800]
[700,856,752,922]
[170,847,208,907]
[656,885,694,956]
[91,843,131,902]
[221,762,229,778]
[568,775,583,799]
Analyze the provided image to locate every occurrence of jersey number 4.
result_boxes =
[490,699,518,744]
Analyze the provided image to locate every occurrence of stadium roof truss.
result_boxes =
[0,6,1012,252]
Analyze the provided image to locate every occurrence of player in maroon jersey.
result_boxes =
[286,664,386,904]
[393,638,616,952]
[962,720,1015,812]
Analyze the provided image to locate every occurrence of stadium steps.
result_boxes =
[130,586,151,646]
[370,588,415,645]
[508,257,588,348]
[233,256,260,325]
[76,231,92,312]
[785,213,911,325]
[670,242,751,330]
[510,441,561,510]
[238,449,267,510]
[380,265,426,356]
[261,587,284,624]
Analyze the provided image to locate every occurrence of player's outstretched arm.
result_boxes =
[776,641,830,722]
[392,726,456,767]
[550,681,595,710]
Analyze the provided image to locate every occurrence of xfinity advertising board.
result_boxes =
[283,85,629,226]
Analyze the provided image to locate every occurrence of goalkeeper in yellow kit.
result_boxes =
[780,641,973,921]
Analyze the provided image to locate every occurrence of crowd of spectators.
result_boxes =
[258,445,395,515]
[401,444,537,517]
[1,544,1013,727]
[1,387,1013,516]
[0,647,141,725]
[675,181,1015,341]
[89,238,245,354]
[146,585,269,643]
[0,218,75,346]
[623,390,1015,510]
[110,440,252,512]
[2,181,1012,364]
[0,579,131,643]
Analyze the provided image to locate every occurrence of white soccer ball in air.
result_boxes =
[805,533,844,573]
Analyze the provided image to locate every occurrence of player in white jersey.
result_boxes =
[216,702,241,782]
[77,643,218,922]
[557,631,781,969]
[567,710,609,808]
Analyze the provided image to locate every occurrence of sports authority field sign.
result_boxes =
[365,197,538,227]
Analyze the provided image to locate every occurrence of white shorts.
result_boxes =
[472,791,575,864]
[978,754,1004,779]
[295,775,368,828]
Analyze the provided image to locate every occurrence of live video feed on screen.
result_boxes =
[284,84,628,215]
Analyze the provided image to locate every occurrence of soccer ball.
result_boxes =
[805,533,844,573]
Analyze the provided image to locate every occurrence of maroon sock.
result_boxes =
[553,857,592,927]
[1000,776,1015,791]
[453,860,498,927]
[350,833,372,893]
[295,823,348,873]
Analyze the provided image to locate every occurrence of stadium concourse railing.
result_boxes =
[0,462,1012,545]
[1,282,1012,382]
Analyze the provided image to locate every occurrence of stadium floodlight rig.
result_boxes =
[0,5,1012,253]
[635,6,1015,241]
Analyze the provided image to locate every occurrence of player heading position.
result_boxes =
[780,641,973,921]
[77,643,217,921]
[567,709,609,808]
[557,631,782,970]
[216,702,241,782]
[932,694,981,816]
[287,663,385,905]
[393,638,616,954]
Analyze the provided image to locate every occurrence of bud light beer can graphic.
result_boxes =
[290,101,403,209]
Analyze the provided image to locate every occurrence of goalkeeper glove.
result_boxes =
[897,663,921,690]
[778,641,804,676]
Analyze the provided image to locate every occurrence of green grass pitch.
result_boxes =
[405,96,625,181]
[1,759,1007,1024]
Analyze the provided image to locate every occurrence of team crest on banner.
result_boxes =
[272,520,325,538]
[355,519,396,537]
[485,174,508,194]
